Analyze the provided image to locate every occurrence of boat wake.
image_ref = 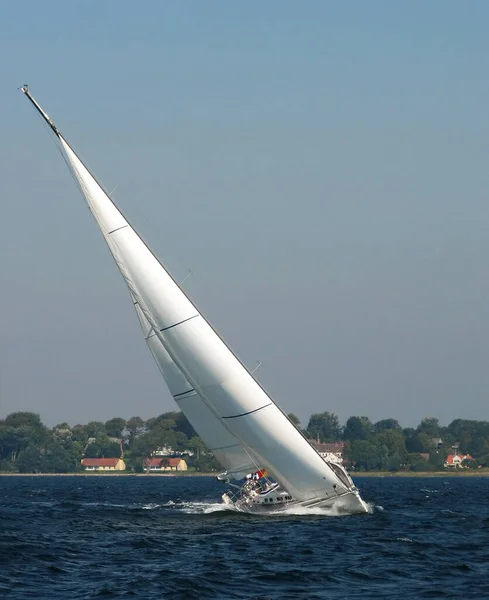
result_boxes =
[33,497,377,516]
[177,500,376,517]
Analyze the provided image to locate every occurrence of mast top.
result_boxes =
[20,84,60,136]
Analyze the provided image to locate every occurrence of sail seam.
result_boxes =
[160,314,199,332]
[173,388,195,398]
[222,403,272,419]
[211,443,248,451]
[108,225,129,235]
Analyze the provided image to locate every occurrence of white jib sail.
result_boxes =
[23,88,348,501]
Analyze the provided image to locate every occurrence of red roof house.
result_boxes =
[144,457,187,471]
[444,453,475,468]
[81,458,126,471]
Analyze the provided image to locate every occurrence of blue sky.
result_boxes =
[1,1,489,427]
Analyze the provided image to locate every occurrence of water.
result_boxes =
[1,476,488,599]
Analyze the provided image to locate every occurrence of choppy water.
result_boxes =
[1,475,488,599]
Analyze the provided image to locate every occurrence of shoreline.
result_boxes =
[352,470,489,477]
[0,471,218,477]
[1,470,489,477]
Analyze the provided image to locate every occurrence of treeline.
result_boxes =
[1,411,489,474]
[0,411,220,474]
[292,412,489,472]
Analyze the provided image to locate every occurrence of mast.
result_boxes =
[20,86,352,501]
[20,85,60,136]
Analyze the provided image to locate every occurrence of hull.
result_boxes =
[222,479,369,515]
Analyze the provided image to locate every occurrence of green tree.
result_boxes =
[85,421,106,438]
[84,436,121,459]
[416,417,441,437]
[407,453,433,472]
[0,424,47,463]
[4,412,43,429]
[53,422,71,431]
[104,418,126,438]
[429,449,448,470]
[343,416,372,441]
[306,412,342,442]
[373,418,402,434]
[145,414,176,431]
[71,424,89,444]
[0,427,21,462]
[374,429,407,458]
[18,444,42,473]
[155,411,196,439]
[406,432,432,453]
[346,440,385,471]
[479,453,489,467]
[41,440,81,473]
[287,414,301,429]
[125,416,144,441]
[187,436,207,459]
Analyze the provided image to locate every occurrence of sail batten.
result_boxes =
[21,87,352,500]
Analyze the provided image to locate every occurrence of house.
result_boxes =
[152,447,194,458]
[81,458,126,471]
[419,453,430,461]
[311,441,344,464]
[144,457,188,471]
[444,453,475,468]
[152,445,174,457]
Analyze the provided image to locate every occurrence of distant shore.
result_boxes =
[352,470,489,477]
[0,471,218,477]
[1,470,489,477]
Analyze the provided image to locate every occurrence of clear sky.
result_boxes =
[1,1,488,428]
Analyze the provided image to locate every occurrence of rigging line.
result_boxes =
[179,269,193,286]
[250,361,262,375]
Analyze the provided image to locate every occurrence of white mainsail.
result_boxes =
[21,86,354,502]
[129,292,257,479]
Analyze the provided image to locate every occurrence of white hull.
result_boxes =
[222,476,369,515]
[224,488,369,515]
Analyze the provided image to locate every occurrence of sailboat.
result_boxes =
[20,85,368,515]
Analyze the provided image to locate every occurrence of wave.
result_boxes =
[176,500,377,517]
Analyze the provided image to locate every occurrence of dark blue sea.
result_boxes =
[1,476,488,599]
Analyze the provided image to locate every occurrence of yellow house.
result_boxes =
[81,458,126,471]
[145,457,187,471]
